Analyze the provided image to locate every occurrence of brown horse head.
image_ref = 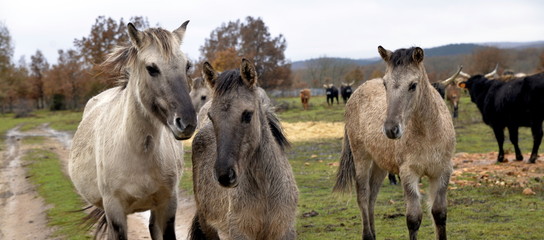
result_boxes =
[378,46,428,139]
[203,59,263,188]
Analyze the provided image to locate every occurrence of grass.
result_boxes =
[2,94,543,239]
[24,148,91,239]
[287,140,544,240]
[274,96,345,123]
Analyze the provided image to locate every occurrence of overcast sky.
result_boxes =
[1,0,543,64]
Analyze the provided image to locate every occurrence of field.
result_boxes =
[1,95,543,239]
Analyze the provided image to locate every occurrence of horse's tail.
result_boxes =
[333,128,356,193]
[74,206,107,239]
[188,214,219,240]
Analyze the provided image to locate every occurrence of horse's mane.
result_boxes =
[214,70,291,151]
[389,47,420,68]
[100,27,180,89]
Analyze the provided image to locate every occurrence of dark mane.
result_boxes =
[214,70,290,150]
[267,110,291,151]
[213,69,246,96]
[389,47,419,68]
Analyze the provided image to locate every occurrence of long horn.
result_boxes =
[459,71,471,78]
[484,63,499,78]
[441,66,463,85]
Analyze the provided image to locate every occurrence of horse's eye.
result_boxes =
[383,81,387,90]
[201,96,207,101]
[146,64,160,77]
[241,110,253,123]
[186,62,192,73]
[409,82,417,91]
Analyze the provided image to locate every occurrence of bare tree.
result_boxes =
[200,16,291,89]
[30,50,49,109]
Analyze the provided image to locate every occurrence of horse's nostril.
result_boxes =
[392,126,399,135]
[229,168,236,181]
[175,117,184,130]
[218,168,237,188]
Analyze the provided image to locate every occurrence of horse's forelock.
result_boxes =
[389,47,420,68]
[140,28,179,61]
[213,70,246,97]
[101,27,182,88]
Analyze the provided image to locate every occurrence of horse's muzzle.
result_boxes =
[171,117,196,140]
[217,167,238,188]
[383,123,403,139]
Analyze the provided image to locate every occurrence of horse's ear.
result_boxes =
[202,62,217,89]
[173,20,190,43]
[323,84,327,88]
[128,23,143,49]
[378,46,392,62]
[412,47,424,63]
[240,58,257,87]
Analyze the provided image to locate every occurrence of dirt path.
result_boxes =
[0,124,196,239]
[0,126,57,239]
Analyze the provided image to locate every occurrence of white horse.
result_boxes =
[69,21,196,239]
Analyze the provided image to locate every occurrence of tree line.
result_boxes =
[0,16,291,114]
[1,16,543,114]
[292,46,544,89]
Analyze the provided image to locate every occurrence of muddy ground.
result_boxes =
[0,122,542,239]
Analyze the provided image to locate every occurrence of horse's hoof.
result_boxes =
[528,155,538,164]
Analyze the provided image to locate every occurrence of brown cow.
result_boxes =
[300,88,311,110]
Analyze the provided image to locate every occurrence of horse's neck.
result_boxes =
[249,124,286,179]
[118,85,161,137]
[412,77,444,126]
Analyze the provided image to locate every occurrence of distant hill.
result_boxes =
[291,57,379,70]
[291,41,543,70]
[481,41,544,49]
[424,43,481,57]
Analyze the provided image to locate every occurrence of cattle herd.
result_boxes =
[70,22,543,240]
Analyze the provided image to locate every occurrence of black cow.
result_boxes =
[460,72,544,163]
[324,84,339,106]
[340,82,354,104]
[431,82,446,98]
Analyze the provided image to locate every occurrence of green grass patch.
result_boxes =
[288,140,544,240]
[24,149,91,239]
[275,96,345,123]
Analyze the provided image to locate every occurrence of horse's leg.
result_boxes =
[103,197,128,240]
[354,159,374,240]
[149,195,178,240]
[400,168,422,240]
[492,126,505,162]
[429,171,452,240]
[529,122,543,163]
[368,163,387,237]
[507,126,523,161]
[189,213,220,240]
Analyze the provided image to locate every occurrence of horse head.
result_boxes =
[203,59,263,188]
[126,21,197,140]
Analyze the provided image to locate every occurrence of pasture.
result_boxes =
[0,95,543,239]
